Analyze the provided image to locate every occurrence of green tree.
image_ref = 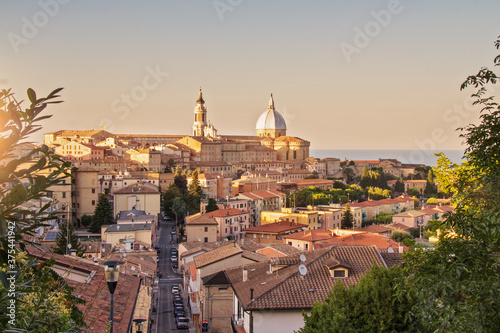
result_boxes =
[295,189,313,207]
[205,198,219,213]
[426,197,438,205]
[54,221,84,256]
[407,188,420,197]
[298,264,420,333]
[162,183,184,218]
[174,165,187,196]
[187,169,202,214]
[390,229,414,243]
[341,203,354,229]
[88,194,114,233]
[360,165,371,188]
[80,214,92,227]
[164,158,175,173]
[374,212,394,224]
[400,35,500,332]
[171,196,187,226]
[424,169,437,197]
[342,167,355,184]
[0,88,84,331]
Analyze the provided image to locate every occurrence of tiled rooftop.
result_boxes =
[27,248,141,332]
[245,221,307,233]
[186,213,218,225]
[206,208,246,218]
[194,243,243,268]
[226,245,386,310]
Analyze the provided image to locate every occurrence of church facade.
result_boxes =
[179,89,309,163]
[44,90,310,166]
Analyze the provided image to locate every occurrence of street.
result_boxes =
[150,219,190,333]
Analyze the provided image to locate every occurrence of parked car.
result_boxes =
[176,317,189,329]
[173,299,183,307]
[170,228,176,235]
[171,285,180,294]
[171,255,177,263]
[171,247,178,255]
[174,307,185,318]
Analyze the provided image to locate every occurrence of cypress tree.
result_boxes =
[88,194,114,233]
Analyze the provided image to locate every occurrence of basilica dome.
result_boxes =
[256,94,287,131]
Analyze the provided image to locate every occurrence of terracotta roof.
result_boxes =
[282,228,334,242]
[245,221,307,234]
[379,252,403,268]
[186,213,218,225]
[354,224,391,234]
[226,245,386,310]
[389,223,412,231]
[237,190,286,200]
[241,250,269,262]
[393,210,426,218]
[317,232,402,252]
[178,241,225,259]
[288,170,311,174]
[194,243,243,268]
[290,179,334,186]
[273,136,308,143]
[27,248,140,332]
[206,208,246,218]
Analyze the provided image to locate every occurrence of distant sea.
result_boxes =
[310,149,464,166]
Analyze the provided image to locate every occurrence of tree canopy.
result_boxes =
[400,35,500,332]
[88,193,114,233]
[0,88,84,331]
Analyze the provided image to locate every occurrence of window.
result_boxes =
[62,192,66,198]
[333,270,346,278]
[92,188,95,193]
[204,237,208,243]
[305,243,309,250]
[204,227,208,232]
[91,200,96,205]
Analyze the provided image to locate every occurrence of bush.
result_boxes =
[390,229,414,242]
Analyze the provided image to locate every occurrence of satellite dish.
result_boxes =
[130,266,136,271]
[198,238,201,242]
[67,244,72,249]
[299,264,307,276]
[300,254,306,262]
[388,247,394,253]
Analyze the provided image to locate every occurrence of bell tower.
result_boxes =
[192,88,207,136]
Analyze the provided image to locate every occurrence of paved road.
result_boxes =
[150,219,189,333]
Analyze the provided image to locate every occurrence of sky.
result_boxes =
[1,0,499,151]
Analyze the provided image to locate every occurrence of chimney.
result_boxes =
[117,225,120,231]
[250,288,254,301]
[243,266,248,282]
[399,243,404,253]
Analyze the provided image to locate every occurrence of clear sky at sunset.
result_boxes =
[1,0,499,150]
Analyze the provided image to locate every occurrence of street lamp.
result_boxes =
[132,318,147,333]
[103,260,124,333]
